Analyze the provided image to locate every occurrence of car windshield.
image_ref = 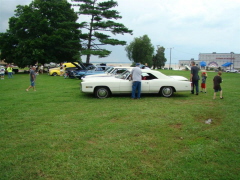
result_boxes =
[116,70,131,79]
[104,67,114,73]
[87,65,96,70]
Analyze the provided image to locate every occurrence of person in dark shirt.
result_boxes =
[26,66,37,91]
[190,61,199,95]
[213,71,223,99]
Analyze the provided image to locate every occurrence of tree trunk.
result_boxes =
[86,54,91,64]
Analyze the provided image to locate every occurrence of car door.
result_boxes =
[119,79,132,93]
[141,80,150,93]
[119,79,150,93]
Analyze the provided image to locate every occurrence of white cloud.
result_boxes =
[0,0,239,63]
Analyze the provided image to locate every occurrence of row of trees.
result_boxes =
[125,35,167,69]
[0,0,167,68]
[0,0,82,67]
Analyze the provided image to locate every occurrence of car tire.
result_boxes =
[95,87,110,99]
[52,72,58,76]
[160,86,173,97]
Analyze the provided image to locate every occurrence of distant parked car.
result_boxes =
[44,62,58,68]
[74,66,108,79]
[82,67,132,79]
[65,62,95,78]
[49,62,78,76]
[226,69,239,73]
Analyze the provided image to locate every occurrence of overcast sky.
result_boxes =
[0,0,240,64]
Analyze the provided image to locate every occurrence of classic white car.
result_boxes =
[81,69,191,98]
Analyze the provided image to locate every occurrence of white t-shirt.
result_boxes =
[0,67,5,74]
[131,67,142,81]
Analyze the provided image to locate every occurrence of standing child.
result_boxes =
[60,65,64,76]
[0,66,5,79]
[213,71,223,99]
[201,72,207,93]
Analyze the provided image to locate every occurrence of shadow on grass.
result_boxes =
[81,92,190,99]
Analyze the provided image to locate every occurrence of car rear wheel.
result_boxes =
[52,72,58,76]
[95,87,110,99]
[160,86,173,97]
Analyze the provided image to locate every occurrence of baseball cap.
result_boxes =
[136,63,140,66]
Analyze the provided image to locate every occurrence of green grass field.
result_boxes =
[0,70,239,180]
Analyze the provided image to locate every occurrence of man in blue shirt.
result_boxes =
[130,63,142,99]
[26,66,37,91]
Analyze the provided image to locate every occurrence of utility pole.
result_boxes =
[231,52,234,69]
[168,47,174,70]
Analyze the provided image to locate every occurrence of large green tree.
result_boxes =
[125,34,154,67]
[152,46,167,69]
[0,0,81,67]
[72,0,133,64]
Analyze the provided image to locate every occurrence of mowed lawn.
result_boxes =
[0,70,239,180]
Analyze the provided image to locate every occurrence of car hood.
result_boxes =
[71,62,87,70]
[83,73,113,78]
[169,76,188,81]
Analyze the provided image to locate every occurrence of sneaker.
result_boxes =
[220,97,223,99]
[26,89,28,91]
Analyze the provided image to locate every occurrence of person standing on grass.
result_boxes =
[60,63,64,76]
[7,65,13,78]
[26,66,37,91]
[130,63,142,99]
[201,72,207,93]
[0,66,5,79]
[213,71,223,99]
[190,61,199,95]
[40,64,44,74]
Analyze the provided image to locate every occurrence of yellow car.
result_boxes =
[49,62,78,76]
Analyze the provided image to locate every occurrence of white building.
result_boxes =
[179,52,240,69]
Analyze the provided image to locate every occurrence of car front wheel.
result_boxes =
[52,72,58,76]
[160,86,173,97]
[95,87,110,98]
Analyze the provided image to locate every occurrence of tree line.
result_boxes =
[0,0,166,68]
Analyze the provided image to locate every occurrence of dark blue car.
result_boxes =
[74,65,109,79]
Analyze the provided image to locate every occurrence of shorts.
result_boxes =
[214,88,222,92]
[30,81,35,86]
[201,83,206,88]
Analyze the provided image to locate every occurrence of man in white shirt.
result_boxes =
[130,63,142,99]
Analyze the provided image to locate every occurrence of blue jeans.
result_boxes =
[192,80,199,94]
[8,72,13,78]
[30,81,35,87]
[131,81,141,99]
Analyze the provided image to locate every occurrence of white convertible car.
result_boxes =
[81,69,191,98]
